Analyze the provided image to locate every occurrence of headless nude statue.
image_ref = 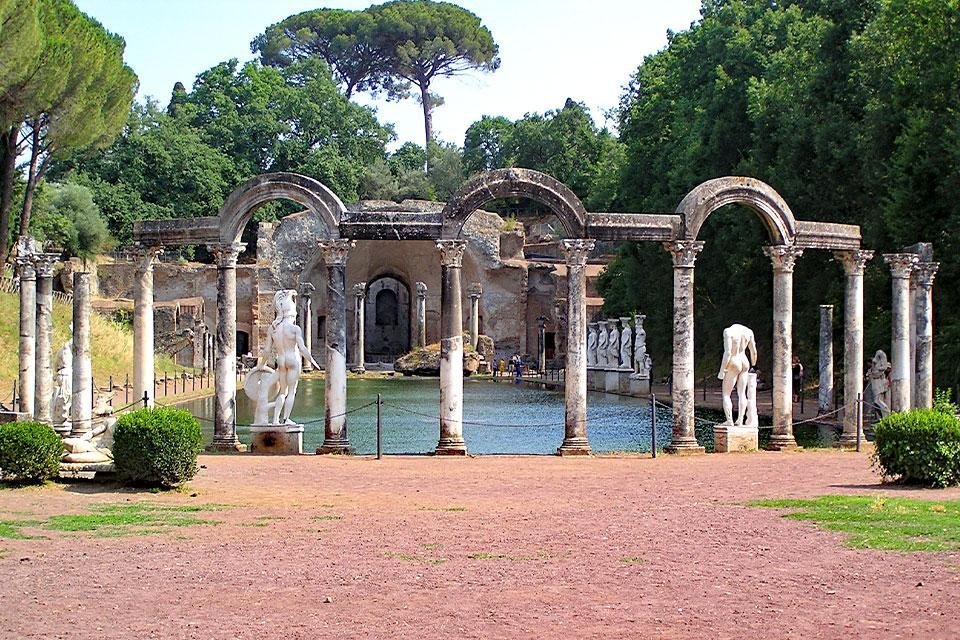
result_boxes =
[718,324,758,426]
[255,289,321,425]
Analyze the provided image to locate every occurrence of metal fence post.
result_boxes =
[142,391,149,408]
[650,393,657,458]
[376,393,382,460]
[856,392,862,453]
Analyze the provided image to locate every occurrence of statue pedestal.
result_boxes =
[617,369,633,394]
[586,368,601,391]
[604,369,621,393]
[629,375,651,396]
[249,423,304,455]
[713,424,758,453]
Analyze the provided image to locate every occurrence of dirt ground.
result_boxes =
[1,450,958,640]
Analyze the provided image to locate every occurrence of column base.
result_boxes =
[316,438,354,455]
[834,433,863,450]
[205,438,248,453]
[435,437,467,456]
[352,366,366,374]
[664,438,705,455]
[556,437,591,456]
[765,434,799,451]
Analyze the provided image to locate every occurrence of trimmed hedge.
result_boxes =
[113,407,203,488]
[0,421,64,484]
[873,409,960,488]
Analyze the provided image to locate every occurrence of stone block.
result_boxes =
[629,376,651,396]
[617,370,632,395]
[713,425,758,453]
[604,370,620,393]
[250,424,304,455]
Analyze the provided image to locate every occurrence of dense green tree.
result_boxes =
[462,115,512,175]
[31,181,109,259]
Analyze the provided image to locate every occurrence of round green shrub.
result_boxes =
[873,409,960,488]
[0,421,64,484]
[112,407,203,488]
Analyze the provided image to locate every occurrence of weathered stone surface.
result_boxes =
[395,343,481,377]
[475,334,495,369]
[714,425,759,453]
[250,424,303,455]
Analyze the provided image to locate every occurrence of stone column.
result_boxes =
[436,240,467,455]
[663,240,705,454]
[317,240,354,454]
[763,245,803,450]
[208,242,247,452]
[558,239,595,455]
[467,283,482,349]
[70,272,92,437]
[835,250,873,447]
[300,282,315,371]
[33,254,58,424]
[817,305,835,416]
[416,282,427,347]
[884,253,919,412]
[537,315,547,373]
[16,252,37,416]
[133,246,162,408]
[912,262,939,409]
[353,281,366,373]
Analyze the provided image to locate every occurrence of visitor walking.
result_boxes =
[792,355,804,403]
[511,353,523,383]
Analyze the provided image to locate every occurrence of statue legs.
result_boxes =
[735,373,749,426]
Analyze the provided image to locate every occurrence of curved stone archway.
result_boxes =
[676,176,797,245]
[441,168,588,239]
[218,172,345,243]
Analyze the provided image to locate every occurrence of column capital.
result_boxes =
[207,242,246,268]
[662,240,704,268]
[436,239,467,268]
[15,253,36,280]
[353,281,367,298]
[833,249,874,275]
[562,238,596,266]
[416,281,427,298]
[298,281,316,298]
[912,261,939,290]
[132,244,164,273]
[318,239,354,266]
[883,252,919,279]
[763,244,804,273]
[32,253,60,278]
[468,282,483,299]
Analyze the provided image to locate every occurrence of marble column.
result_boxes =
[33,254,58,424]
[70,272,92,437]
[663,240,705,454]
[884,253,919,412]
[208,242,247,452]
[912,262,939,409]
[300,282,315,371]
[133,246,162,408]
[436,240,467,455]
[415,282,427,348]
[16,252,37,416]
[558,239,595,455]
[817,304,835,416]
[763,245,803,450]
[353,281,366,373]
[317,240,354,454]
[835,250,873,447]
[537,315,547,373]
[468,283,482,349]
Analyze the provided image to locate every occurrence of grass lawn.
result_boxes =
[0,502,226,539]
[754,495,960,552]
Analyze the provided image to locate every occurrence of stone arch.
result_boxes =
[218,172,345,244]
[676,177,796,245]
[441,168,588,239]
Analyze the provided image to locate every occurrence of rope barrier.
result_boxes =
[380,399,564,429]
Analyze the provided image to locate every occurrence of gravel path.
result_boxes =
[1,451,958,639]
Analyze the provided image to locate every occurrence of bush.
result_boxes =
[0,422,64,484]
[112,407,203,488]
[933,388,959,416]
[873,409,960,488]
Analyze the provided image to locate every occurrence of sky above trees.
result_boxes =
[71,0,702,148]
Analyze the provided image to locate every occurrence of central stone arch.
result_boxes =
[441,168,588,239]
[218,172,346,243]
[676,176,796,245]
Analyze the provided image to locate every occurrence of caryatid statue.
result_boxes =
[247,289,321,425]
[864,349,891,420]
[586,323,599,367]
[596,320,610,367]
[619,317,633,370]
[718,323,758,426]
[607,319,621,368]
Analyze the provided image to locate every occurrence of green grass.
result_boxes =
[620,556,645,564]
[311,514,342,521]
[0,502,226,539]
[384,551,446,565]
[754,495,960,551]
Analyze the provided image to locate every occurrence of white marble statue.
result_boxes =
[586,323,598,367]
[247,289,321,425]
[596,321,609,368]
[864,349,891,420]
[619,317,632,370]
[632,314,649,378]
[50,336,73,428]
[607,320,621,368]
[718,323,758,426]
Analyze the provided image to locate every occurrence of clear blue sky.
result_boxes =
[73,0,703,148]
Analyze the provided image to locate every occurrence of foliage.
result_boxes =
[0,421,63,484]
[873,409,960,488]
[0,502,225,538]
[31,181,109,258]
[112,406,203,488]
[933,389,959,416]
[755,495,960,552]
